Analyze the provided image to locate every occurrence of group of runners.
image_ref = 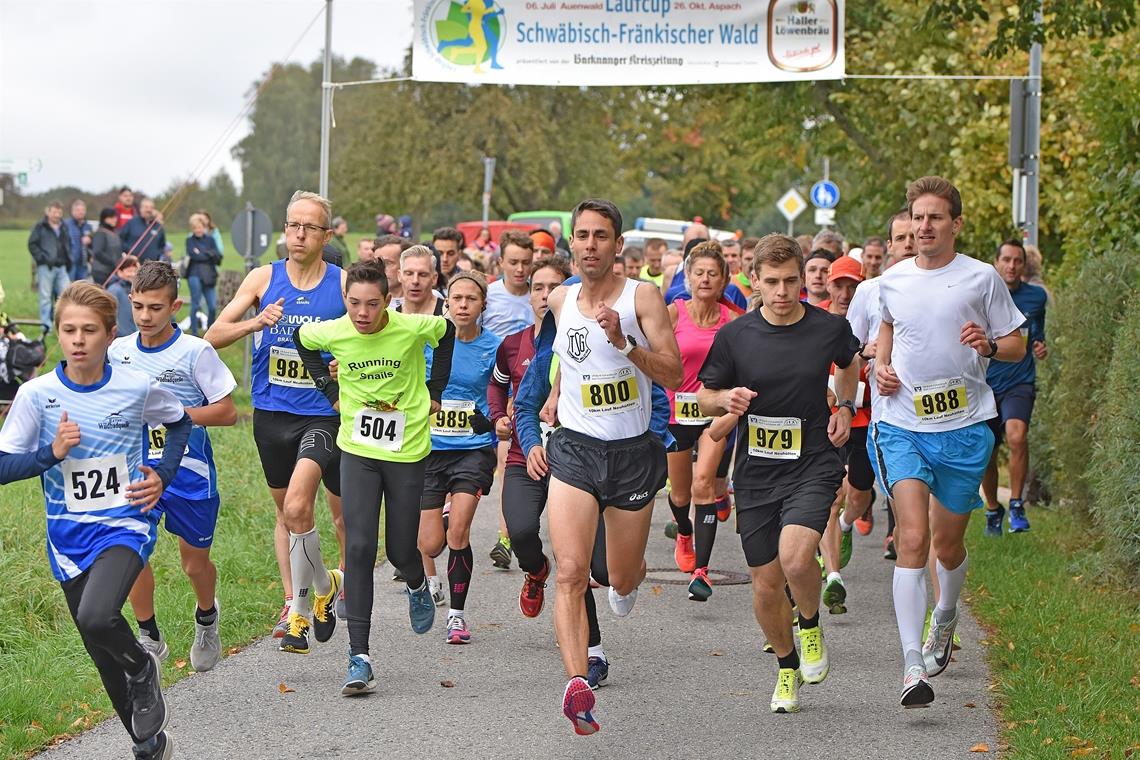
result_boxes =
[0,176,1049,757]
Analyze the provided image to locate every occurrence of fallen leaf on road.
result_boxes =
[969,743,989,753]
[964,702,976,708]
[441,680,455,688]
[1007,641,1015,651]
[651,586,663,596]
[227,646,241,655]
[174,659,187,670]
[710,651,724,656]
[278,683,295,694]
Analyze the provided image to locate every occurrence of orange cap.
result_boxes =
[827,255,865,283]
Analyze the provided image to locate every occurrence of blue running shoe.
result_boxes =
[406,580,435,634]
[983,505,1005,537]
[342,655,376,696]
[587,655,609,690]
[1008,500,1030,533]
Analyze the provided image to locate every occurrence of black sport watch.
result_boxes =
[984,339,998,358]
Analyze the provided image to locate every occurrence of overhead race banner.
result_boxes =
[413,0,845,86]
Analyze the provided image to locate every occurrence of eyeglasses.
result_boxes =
[285,221,330,235]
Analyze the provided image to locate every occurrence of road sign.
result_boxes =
[814,208,836,226]
[16,172,28,186]
[776,189,807,221]
[810,180,840,210]
[231,205,273,260]
[0,158,42,174]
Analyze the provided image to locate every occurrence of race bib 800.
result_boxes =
[579,367,640,415]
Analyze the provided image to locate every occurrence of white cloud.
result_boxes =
[0,0,413,194]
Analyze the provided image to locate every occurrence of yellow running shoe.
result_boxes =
[798,625,829,684]
[279,612,311,654]
[313,569,343,643]
[770,667,802,713]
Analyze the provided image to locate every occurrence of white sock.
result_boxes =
[588,644,606,661]
[448,608,464,619]
[892,566,927,658]
[838,513,853,532]
[934,552,969,618]
[430,574,443,587]
[826,571,842,584]
[288,529,329,615]
[356,653,371,665]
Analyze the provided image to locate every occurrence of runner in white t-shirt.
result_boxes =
[872,177,1025,708]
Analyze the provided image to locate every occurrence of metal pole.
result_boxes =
[241,202,256,391]
[318,0,333,198]
[481,157,496,227]
[1023,6,1042,246]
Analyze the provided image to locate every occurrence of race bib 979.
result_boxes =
[747,416,802,460]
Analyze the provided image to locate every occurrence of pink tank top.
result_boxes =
[667,301,731,425]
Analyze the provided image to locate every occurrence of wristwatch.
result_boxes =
[314,375,332,391]
[618,335,637,356]
[984,339,998,358]
[837,400,857,417]
[857,342,869,360]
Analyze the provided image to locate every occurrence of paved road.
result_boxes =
[41,482,998,759]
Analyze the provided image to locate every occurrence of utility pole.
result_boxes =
[318,0,333,198]
[1023,6,1043,246]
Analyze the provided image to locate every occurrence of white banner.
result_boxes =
[413,0,845,86]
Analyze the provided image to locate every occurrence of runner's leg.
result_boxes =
[548,478,602,678]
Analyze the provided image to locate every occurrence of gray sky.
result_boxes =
[0,0,412,195]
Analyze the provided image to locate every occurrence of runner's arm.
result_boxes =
[0,446,60,484]
[203,267,272,349]
[292,326,339,406]
[186,396,237,427]
[706,412,740,443]
[623,283,683,389]
[487,339,511,424]
[152,413,192,488]
[426,321,456,404]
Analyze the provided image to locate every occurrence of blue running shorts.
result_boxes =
[868,421,994,514]
[156,493,221,548]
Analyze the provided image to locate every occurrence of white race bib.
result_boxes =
[61,454,130,513]
[673,391,711,425]
[431,400,476,437]
[351,408,406,451]
[268,345,314,388]
[912,377,969,425]
[747,415,802,460]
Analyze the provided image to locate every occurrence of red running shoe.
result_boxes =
[855,509,874,536]
[272,603,290,639]
[520,556,551,618]
[716,495,732,523]
[562,677,600,735]
[674,534,696,573]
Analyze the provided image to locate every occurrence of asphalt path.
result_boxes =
[40,480,999,759]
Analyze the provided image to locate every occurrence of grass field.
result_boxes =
[0,228,343,758]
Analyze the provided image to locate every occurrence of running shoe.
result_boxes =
[839,530,853,569]
[446,614,471,644]
[312,568,343,643]
[900,664,934,708]
[798,625,829,684]
[922,607,959,677]
[674,533,696,573]
[189,598,221,672]
[490,535,513,569]
[405,581,435,634]
[587,655,609,690]
[132,730,173,760]
[687,567,712,602]
[984,505,1005,537]
[392,567,405,582]
[562,676,600,735]
[770,667,802,714]
[762,641,775,654]
[854,509,873,536]
[335,588,347,620]
[137,631,169,663]
[341,655,376,696]
[608,586,638,617]
[429,576,447,607]
[519,557,550,618]
[126,650,168,742]
[922,609,962,650]
[883,534,897,561]
[822,577,847,615]
[279,612,311,654]
[664,520,678,540]
[1008,500,1030,533]
[272,603,290,639]
[716,495,732,522]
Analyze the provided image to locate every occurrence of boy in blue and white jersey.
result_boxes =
[108,262,238,673]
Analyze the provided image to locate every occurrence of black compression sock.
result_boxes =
[694,503,718,568]
[447,545,474,612]
[798,610,820,631]
[777,649,800,671]
[585,588,601,647]
[137,616,161,641]
[668,497,693,535]
[195,605,217,626]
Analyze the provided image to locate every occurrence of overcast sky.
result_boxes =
[0,0,413,195]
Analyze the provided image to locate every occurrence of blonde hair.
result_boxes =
[55,281,117,332]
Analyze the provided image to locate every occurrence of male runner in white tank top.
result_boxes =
[523,198,682,734]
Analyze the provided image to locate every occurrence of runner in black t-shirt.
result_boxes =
[698,234,861,714]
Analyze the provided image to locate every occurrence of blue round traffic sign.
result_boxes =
[810,180,840,210]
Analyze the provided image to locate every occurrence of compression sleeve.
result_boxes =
[0,444,60,485]
[426,321,456,403]
[515,311,556,457]
[153,413,192,487]
[293,326,339,406]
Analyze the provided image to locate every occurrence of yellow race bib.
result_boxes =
[579,367,640,415]
[747,415,802,460]
[674,391,710,426]
[431,400,475,437]
[912,377,969,424]
[268,345,313,388]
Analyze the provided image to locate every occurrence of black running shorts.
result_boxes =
[735,472,843,567]
[668,423,734,479]
[547,428,667,512]
[845,426,875,492]
[252,409,342,495]
[420,447,497,509]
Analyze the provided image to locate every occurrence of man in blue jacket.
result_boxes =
[981,238,1049,536]
[119,197,167,263]
[64,199,92,281]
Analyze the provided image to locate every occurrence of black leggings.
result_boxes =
[341,451,427,656]
[60,545,149,742]
[501,465,608,647]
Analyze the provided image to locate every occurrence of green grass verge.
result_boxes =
[965,507,1140,758]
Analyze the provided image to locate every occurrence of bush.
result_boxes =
[1087,304,1140,572]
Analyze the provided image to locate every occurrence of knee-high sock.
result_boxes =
[585,587,601,648]
[892,565,927,658]
[934,552,968,617]
[289,529,329,616]
[447,545,474,613]
[693,503,718,569]
[669,497,692,536]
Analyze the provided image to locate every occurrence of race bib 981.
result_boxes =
[268,345,313,388]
